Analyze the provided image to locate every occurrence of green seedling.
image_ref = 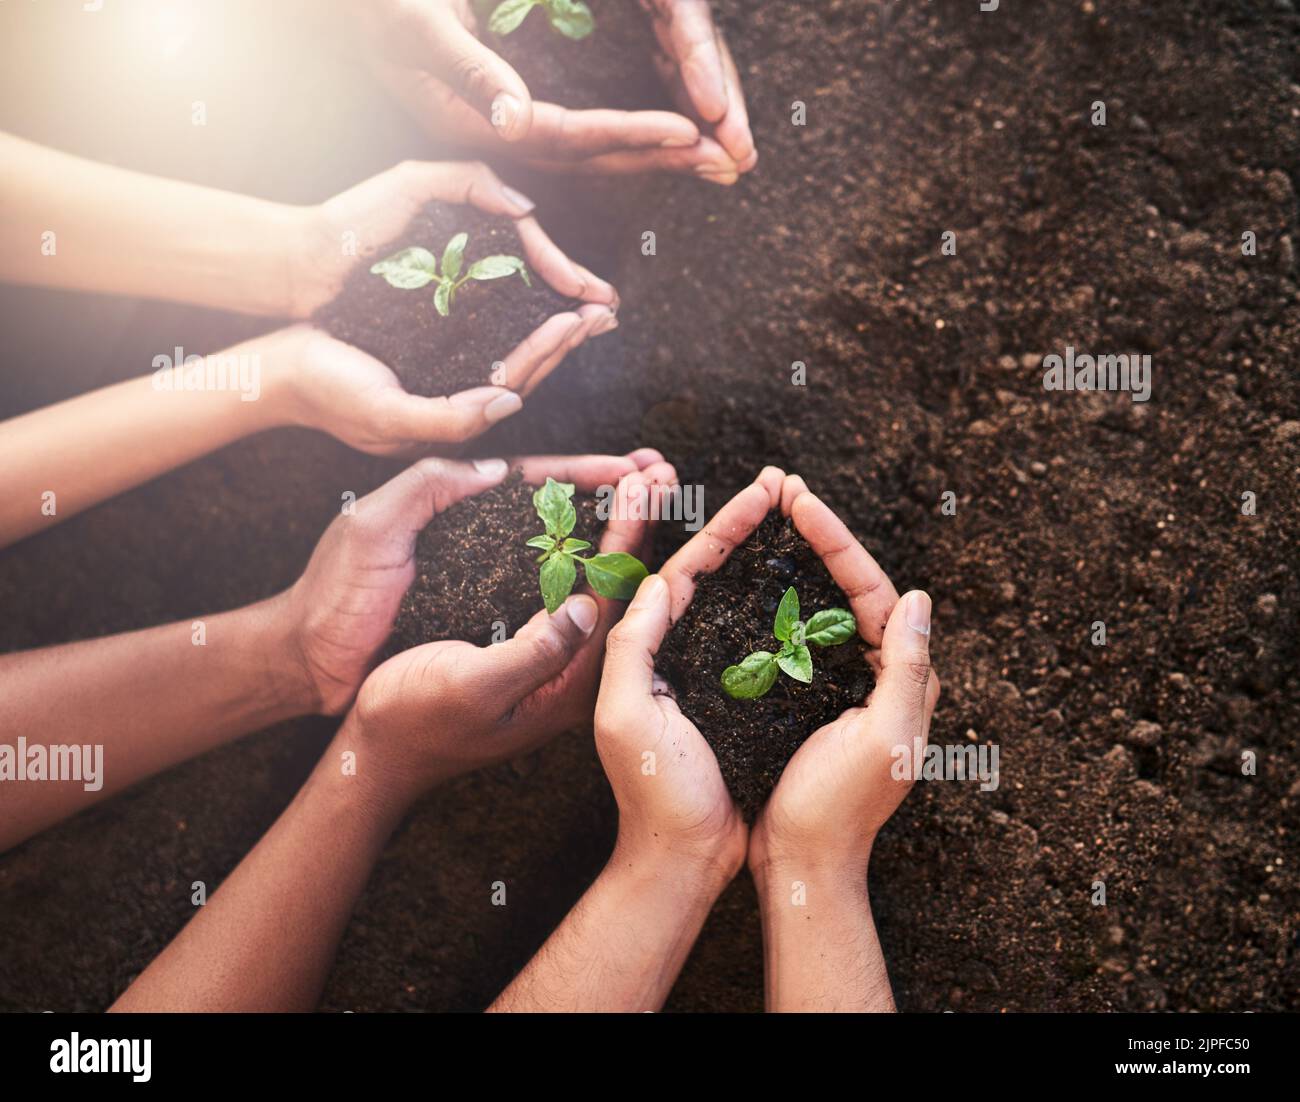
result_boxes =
[721,586,857,700]
[370,234,530,317]
[488,0,594,40]
[528,477,647,613]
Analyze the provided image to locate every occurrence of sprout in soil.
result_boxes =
[721,586,857,700]
[370,234,530,317]
[528,477,647,613]
[488,0,594,39]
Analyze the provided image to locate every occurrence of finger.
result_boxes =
[516,305,616,399]
[514,217,617,304]
[497,311,585,391]
[789,490,900,647]
[712,34,756,168]
[595,469,652,570]
[524,135,736,179]
[417,6,535,140]
[510,454,640,491]
[779,473,809,514]
[660,466,783,621]
[627,447,665,469]
[376,385,524,444]
[526,101,700,156]
[355,455,509,550]
[871,590,937,733]
[598,573,672,706]
[649,0,728,123]
[462,594,599,705]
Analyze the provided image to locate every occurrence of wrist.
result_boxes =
[256,591,327,718]
[610,826,743,903]
[319,709,418,833]
[749,833,874,902]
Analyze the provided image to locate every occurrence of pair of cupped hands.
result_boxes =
[250,0,755,456]
[274,448,939,894]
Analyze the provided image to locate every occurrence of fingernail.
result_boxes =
[491,92,521,134]
[500,185,535,214]
[593,312,619,337]
[566,595,598,635]
[484,391,522,423]
[906,591,932,636]
[631,574,666,609]
[472,457,508,478]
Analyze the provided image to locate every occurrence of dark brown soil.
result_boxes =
[0,0,1296,1015]
[658,512,871,818]
[313,203,572,397]
[392,473,602,650]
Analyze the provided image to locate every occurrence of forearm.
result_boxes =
[110,716,404,1012]
[0,335,291,547]
[0,133,303,316]
[490,841,730,1013]
[0,595,315,852]
[753,858,895,1012]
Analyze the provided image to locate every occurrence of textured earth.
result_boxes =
[0,0,1296,1012]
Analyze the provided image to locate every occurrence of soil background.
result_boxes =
[0,0,1297,1012]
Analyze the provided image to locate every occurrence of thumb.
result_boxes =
[355,456,509,550]
[598,573,670,706]
[872,590,937,734]
[421,8,534,141]
[376,386,524,445]
[463,593,599,705]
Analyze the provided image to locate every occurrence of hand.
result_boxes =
[262,318,608,454]
[345,452,679,806]
[643,0,757,178]
[337,0,751,182]
[746,485,940,883]
[595,572,746,883]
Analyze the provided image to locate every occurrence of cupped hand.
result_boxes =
[338,0,751,182]
[346,451,679,804]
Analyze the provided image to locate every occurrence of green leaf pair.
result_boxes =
[529,477,648,613]
[721,587,857,700]
[370,234,531,317]
[489,0,594,40]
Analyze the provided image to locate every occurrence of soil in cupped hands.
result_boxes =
[658,510,872,819]
[314,203,573,398]
[392,472,604,650]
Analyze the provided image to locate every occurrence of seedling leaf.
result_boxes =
[533,477,577,538]
[468,255,530,283]
[489,0,538,36]
[540,552,577,614]
[773,586,799,642]
[805,608,857,647]
[546,0,594,39]
[442,232,468,282]
[433,280,452,317]
[525,535,554,551]
[562,538,592,553]
[583,552,648,600]
[721,652,780,700]
[777,644,814,684]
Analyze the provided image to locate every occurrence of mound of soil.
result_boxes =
[659,511,870,818]
[313,203,572,397]
[392,473,602,649]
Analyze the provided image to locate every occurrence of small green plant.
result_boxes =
[721,587,857,700]
[370,234,530,317]
[488,0,594,40]
[528,477,647,613]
